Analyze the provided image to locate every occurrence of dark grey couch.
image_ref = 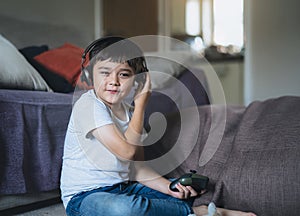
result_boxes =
[0,67,209,195]
[145,96,300,216]
[1,88,299,215]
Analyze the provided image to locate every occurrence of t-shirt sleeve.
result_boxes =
[72,94,113,138]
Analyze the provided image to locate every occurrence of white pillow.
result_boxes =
[145,51,195,89]
[0,34,51,91]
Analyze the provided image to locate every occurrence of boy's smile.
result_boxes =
[92,60,135,107]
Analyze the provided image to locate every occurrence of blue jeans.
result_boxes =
[66,181,195,216]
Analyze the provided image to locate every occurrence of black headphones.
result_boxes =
[80,36,148,86]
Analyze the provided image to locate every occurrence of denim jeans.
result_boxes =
[66,181,195,216]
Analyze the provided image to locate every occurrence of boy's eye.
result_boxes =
[119,72,132,78]
[99,71,110,76]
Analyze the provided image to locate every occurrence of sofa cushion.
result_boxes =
[216,96,300,215]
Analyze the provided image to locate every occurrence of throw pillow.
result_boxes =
[0,34,51,91]
[145,54,186,89]
[20,45,75,93]
[34,43,84,86]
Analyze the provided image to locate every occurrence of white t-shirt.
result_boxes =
[60,90,133,208]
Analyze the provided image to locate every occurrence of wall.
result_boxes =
[103,0,158,38]
[3,0,299,105]
[170,0,185,35]
[244,0,300,105]
[0,0,96,47]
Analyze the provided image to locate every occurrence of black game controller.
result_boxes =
[169,170,209,193]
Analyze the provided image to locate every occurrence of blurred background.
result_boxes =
[0,0,299,105]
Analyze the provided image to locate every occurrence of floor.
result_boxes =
[15,203,66,216]
[0,190,66,216]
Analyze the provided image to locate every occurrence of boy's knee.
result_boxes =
[101,201,140,216]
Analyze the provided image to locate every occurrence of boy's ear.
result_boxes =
[134,63,148,84]
[134,72,146,85]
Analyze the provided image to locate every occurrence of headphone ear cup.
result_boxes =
[81,67,92,86]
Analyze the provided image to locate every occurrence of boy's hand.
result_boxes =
[168,183,205,200]
[134,72,151,108]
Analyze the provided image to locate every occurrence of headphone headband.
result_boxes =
[80,36,148,86]
[81,37,124,85]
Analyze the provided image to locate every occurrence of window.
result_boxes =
[185,0,244,50]
[185,0,201,36]
[213,0,244,48]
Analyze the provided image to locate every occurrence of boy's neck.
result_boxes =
[111,102,126,121]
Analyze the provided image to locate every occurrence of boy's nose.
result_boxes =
[109,73,120,86]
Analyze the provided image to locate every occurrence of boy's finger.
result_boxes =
[186,186,198,197]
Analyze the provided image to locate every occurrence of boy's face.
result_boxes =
[92,59,135,107]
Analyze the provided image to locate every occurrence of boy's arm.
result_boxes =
[124,72,151,145]
[133,160,199,199]
[91,102,148,161]
[92,73,151,161]
[92,124,139,160]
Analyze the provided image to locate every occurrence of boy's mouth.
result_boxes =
[107,89,120,94]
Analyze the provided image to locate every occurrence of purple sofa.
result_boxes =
[1,70,299,215]
[145,96,300,216]
[0,67,209,195]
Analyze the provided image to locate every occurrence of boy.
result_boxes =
[60,36,256,216]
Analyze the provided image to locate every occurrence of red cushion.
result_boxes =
[34,43,84,86]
